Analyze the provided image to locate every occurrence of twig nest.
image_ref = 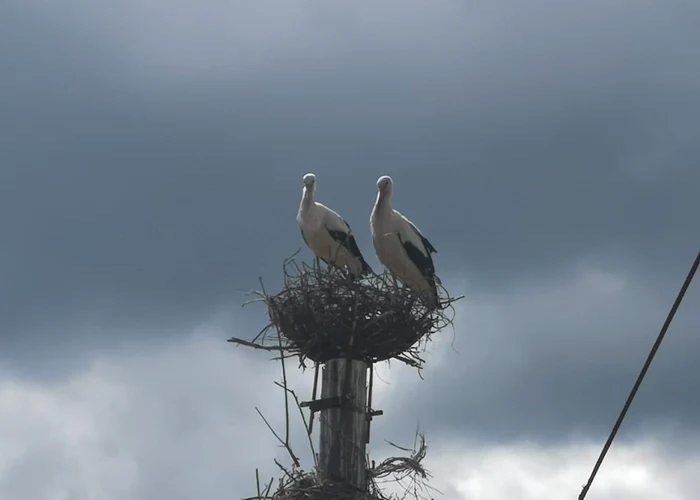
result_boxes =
[264,258,458,367]
[273,476,380,500]
[266,435,429,500]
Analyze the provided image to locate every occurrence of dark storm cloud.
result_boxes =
[370,264,700,444]
[1,0,698,388]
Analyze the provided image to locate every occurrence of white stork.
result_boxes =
[370,175,442,309]
[297,173,374,278]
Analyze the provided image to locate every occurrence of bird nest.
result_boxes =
[247,434,432,500]
[270,475,380,500]
[233,254,461,368]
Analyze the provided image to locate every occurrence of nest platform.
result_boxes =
[236,257,460,368]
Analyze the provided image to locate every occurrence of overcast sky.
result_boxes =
[1,0,699,498]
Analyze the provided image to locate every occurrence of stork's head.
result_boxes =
[377,175,393,197]
[302,173,316,189]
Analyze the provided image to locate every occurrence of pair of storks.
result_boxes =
[297,173,441,309]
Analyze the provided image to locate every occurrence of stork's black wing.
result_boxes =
[398,232,436,280]
[326,225,374,276]
[398,221,442,309]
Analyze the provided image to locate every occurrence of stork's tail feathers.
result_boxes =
[427,297,444,311]
[345,258,374,280]
[427,276,444,310]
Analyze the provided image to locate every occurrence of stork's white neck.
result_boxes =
[375,190,392,212]
[301,186,315,209]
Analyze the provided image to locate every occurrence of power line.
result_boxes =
[578,249,700,500]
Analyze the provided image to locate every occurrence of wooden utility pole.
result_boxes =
[316,358,368,489]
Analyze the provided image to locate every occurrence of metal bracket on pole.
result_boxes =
[301,395,345,413]
[365,362,385,443]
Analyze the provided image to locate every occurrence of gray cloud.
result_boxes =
[2,330,699,500]
[370,264,700,444]
[0,333,315,500]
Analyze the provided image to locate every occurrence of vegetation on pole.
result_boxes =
[229,251,463,500]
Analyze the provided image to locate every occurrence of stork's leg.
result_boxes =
[392,274,400,305]
[383,269,397,304]
[314,256,320,271]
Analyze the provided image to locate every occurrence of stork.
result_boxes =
[370,175,442,309]
[297,173,373,278]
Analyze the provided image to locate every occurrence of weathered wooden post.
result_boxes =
[317,358,368,488]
